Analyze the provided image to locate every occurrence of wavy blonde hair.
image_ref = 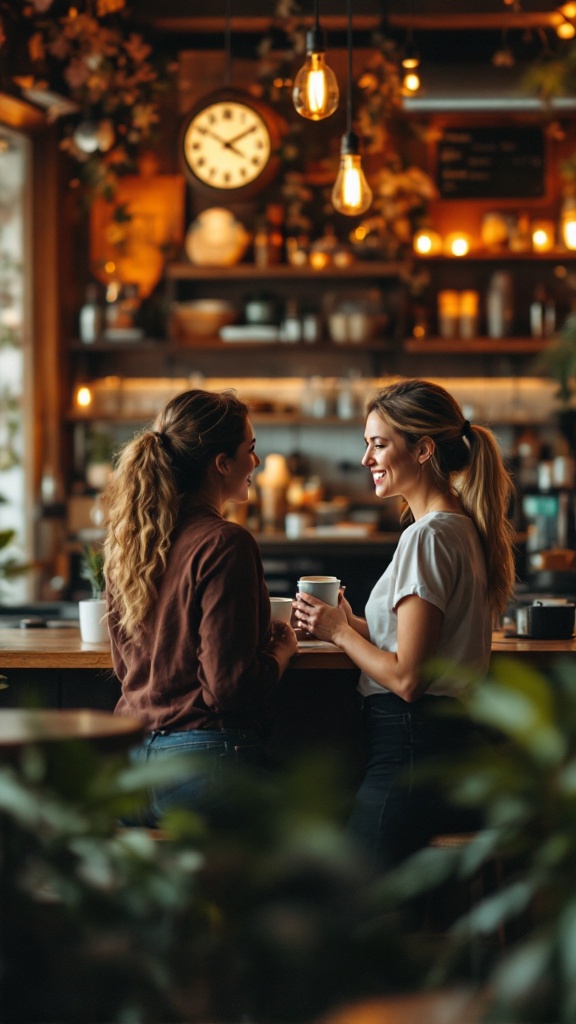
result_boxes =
[367,379,516,623]
[103,389,248,639]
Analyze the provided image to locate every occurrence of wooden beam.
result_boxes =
[0,92,44,130]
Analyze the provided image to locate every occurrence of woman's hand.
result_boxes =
[292,593,348,643]
[269,619,299,659]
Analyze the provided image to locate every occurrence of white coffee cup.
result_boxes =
[297,575,341,607]
[270,596,294,623]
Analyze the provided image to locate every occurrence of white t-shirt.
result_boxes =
[358,511,492,699]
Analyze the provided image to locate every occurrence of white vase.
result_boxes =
[79,598,108,644]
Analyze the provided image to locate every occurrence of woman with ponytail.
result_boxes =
[293,378,515,870]
[104,388,297,825]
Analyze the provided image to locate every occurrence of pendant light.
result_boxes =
[401,1,420,94]
[331,0,372,217]
[292,0,339,120]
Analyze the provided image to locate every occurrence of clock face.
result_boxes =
[183,100,273,191]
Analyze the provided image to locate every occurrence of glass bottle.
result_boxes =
[79,283,103,344]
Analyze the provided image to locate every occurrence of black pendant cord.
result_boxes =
[346,0,352,135]
[224,0,232,88]
[313,0,320,34]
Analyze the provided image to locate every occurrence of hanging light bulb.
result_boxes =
[332,132,373,216]
[402,70,421,94]
[292,0,339,119]
[331,0,372,216]
[401,30,420,70]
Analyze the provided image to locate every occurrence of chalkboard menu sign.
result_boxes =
[437,126,545,199]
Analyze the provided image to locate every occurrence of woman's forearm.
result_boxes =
[347,613,370,638]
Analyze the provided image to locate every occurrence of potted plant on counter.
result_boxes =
[78,543,107,643]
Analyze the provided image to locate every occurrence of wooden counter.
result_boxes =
[0,626,571,767]
[0,628,356,670]
[1,627,576,670]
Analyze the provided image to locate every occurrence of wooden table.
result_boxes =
[0,707,144,756]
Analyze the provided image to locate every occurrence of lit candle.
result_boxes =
[413,229,443,256]
[531,220,555,252]
[444,232,472,257]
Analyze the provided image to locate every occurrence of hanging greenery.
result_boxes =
[0,0,172,200]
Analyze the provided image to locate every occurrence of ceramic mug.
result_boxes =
[297,575,341,607]
[270,596,293,624]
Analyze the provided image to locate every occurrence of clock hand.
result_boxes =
[223,124,258,147]
[201,127,244,156]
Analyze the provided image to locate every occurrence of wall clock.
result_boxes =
[181,89,282,198]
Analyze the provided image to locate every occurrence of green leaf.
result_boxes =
[490,932,553,1001]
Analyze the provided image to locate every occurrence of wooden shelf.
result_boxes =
[403,336,551,354]
[413,251,576,263]
[164,261,406,281]
[66,412,364,427]
[69,337,392,354]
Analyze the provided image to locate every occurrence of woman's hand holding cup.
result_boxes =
[294,576,347,642]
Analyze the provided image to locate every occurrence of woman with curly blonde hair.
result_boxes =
[294,378,516,870]
[104,388,297,825]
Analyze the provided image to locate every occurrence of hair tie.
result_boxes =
[152,430,171,454]
[461,420,472,440]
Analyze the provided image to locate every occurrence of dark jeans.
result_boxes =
[125,727,271,828]
[347,692,485,871]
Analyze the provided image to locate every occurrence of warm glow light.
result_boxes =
[76,386,92,408]
[444,233,472,257]
[332,151,373,216]
[413,228,442,255]
[561,197,576,250]
[531,221,555,252]
[309,251,330,269]
[557,19,576,38]
[293,42,339,120]
[561,2,576,17]
[402,71,421,93]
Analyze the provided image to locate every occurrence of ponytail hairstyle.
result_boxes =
[103,389,249,638]
[367,379,515,623]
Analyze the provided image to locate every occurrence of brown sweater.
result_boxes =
[109,508,279,735]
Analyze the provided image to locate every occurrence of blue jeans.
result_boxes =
[347,692,484,871]
[125,728,271,827]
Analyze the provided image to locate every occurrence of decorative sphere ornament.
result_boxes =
[73,120,100,154]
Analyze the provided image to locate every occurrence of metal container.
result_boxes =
[515,601,575,639]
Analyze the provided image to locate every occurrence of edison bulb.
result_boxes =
[331,132,372,217]
[402,71,421,93]
[292,37,339,120]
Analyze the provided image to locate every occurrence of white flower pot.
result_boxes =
[79,598,108,644]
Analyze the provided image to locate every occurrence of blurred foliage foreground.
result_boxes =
[2,656,576,1022]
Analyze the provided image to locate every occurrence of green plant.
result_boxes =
[87,430,113,465]
[537,312,576,405]
[0,744,427,1023]
[80,542,105,598]
[0,525,33,598]
[376,656,576,1024]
